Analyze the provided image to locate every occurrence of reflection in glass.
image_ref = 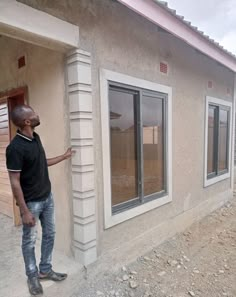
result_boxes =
[207,106,217,175]
[142,96,164,196]
[109,88,138,207]
[218,109,228,171]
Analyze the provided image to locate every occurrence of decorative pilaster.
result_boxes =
[66,49,97,265]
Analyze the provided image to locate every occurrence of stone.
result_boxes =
[183,256,190,262]
[224,265,229,270]
[177,265,181,269]
[143,291,152,297]
[188,291,195,296]
[129,281,138,289]
[158,271,166,277]
[167,260,178,266]
[122,274,129,281]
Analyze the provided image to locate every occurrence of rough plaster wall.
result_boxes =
[0,36,73,256]
[18,0,235,257]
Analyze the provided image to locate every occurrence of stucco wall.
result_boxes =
[18,0,235,260]
[0,36,73,256]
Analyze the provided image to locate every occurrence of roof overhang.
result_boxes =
[0,0,79,52]
[117,0,236,72]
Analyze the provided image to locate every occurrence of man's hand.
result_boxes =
[63,147,75,160]
[47,148,75,166]
[22,210,36,227]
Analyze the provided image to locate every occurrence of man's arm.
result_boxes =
[8,172,35,226]
[47,148,74,167]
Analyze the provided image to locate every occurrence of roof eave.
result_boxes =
[117,0,236,72]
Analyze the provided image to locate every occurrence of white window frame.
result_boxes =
[204,96,233,187]
[100,69,172,229]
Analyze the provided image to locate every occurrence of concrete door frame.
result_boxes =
[0,0,97,265]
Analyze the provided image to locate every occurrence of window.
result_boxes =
[205,97,232,187]
[100,69,172,228]
[109,85,167,213]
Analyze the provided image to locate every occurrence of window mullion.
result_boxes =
[215,107,220,175]
[226,110,230,170]
[138,91,144,203]
[163,97,167,193]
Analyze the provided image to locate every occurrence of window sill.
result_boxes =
[104,194,172,229]
[204,172,230,187]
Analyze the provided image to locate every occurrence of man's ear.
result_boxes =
[24,119,31,126]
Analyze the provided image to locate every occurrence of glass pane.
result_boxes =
[142,95,164,196]
[207,106,217,175]
[218,109,229,171]
[109,87,138,207]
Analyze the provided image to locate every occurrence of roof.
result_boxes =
[117,0,236,72]
[155,0,236,60]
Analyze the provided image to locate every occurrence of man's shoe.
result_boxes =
[39,270,67,282]
[27,276,43,295]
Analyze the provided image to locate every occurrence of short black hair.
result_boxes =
[11,105,32,128]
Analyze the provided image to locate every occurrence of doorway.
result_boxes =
[0,87,27,226]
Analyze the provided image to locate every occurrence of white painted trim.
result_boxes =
[0,0,79,50]
[100,69,172,229]
[231,75,236,189]
[204,96,233,187]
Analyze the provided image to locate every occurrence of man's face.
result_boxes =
[26,108,40,128]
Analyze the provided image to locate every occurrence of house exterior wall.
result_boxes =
[0,36,73,256]
[17,0,235,263]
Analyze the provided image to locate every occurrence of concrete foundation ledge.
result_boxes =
[91,190,234,274]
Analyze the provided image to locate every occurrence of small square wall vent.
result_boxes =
[160,62,168,74]
[208,81,213,89]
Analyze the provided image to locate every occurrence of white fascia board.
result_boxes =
[0,0,79,50]
[117,0,236,72]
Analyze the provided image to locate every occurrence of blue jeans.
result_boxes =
[22,193,55,278]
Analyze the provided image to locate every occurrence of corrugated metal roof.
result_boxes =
[154,0,236,60]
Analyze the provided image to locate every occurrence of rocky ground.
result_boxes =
[54,199,236,297]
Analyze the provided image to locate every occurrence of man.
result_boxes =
[6,104,73,295]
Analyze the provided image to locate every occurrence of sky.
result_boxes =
[166,0,236,55]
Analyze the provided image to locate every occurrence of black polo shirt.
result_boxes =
[6,131,51,202]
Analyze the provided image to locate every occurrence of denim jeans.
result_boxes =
[22,193,55,278]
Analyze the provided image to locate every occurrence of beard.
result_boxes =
[31,119,40,128]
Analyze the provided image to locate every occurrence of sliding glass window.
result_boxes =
[207,104,230,179]
[109,84,167,213]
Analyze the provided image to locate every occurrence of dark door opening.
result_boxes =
[0,87,27,226]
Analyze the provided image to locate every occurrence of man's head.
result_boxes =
[11,105,40,129]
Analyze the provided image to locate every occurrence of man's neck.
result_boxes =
[19,127,34,139]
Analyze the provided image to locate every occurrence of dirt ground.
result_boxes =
[44,197,236,297]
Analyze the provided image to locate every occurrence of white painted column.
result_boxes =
[66,49,97,265]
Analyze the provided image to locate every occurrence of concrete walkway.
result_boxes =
[0,214,82,297]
